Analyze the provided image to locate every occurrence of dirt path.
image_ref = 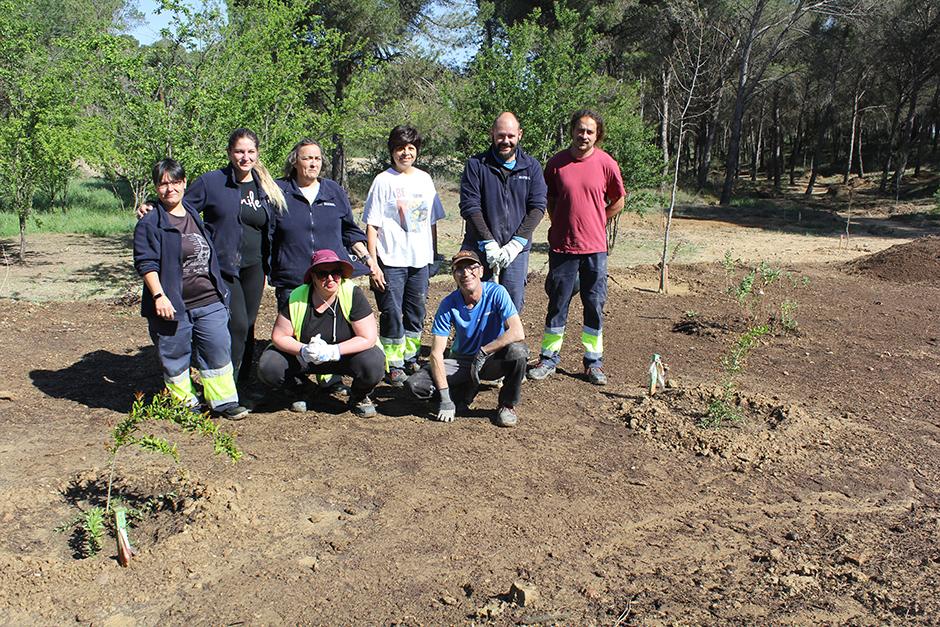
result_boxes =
[3,196,936,301]
[1,201,939,624]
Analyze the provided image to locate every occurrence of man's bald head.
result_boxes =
[490,112,522,161]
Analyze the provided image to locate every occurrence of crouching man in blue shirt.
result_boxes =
[404,250,528,427]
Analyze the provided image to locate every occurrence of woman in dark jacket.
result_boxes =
[133,158,248,420]
[141,128,286,387]
[271,138,378,311]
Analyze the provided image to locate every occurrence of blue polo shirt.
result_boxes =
[432,282,517,357]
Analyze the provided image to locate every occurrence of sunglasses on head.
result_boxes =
[314,268,343,279]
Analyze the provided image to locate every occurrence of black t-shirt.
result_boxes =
[279,285,372,345]
[238,179,266,268]
[166,211,219,309]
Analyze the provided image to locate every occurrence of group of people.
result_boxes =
[132,108,625,427]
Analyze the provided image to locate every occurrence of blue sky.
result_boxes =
[126,0,174,44]
[127,0,476,66]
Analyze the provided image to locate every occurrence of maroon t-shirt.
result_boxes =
[544,148,626,254]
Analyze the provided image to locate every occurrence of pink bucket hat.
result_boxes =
[303,249,354,284]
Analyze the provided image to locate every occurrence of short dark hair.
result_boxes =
[228,128,259,152]
[152,158,186,187]
[569,109,605,144]
[387,125,422,154]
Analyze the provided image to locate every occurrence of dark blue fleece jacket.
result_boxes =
[133,202,228,320]
[458,146,547,250]
[270,177,369,290]
[184,165,276,277]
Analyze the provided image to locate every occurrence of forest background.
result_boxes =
[0,0,938,262]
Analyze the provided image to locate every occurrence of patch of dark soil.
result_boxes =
[847,235,940,284]
[54,469,209,561]
[672,315,733,337]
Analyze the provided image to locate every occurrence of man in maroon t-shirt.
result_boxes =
[528,109,626,385]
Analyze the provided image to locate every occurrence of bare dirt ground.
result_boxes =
[1,183,940,625]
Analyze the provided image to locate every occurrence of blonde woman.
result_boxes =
[139,128,286,389]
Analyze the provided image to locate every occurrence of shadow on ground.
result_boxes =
[31,346,161,412]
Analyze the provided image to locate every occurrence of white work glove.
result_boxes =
[434,387,456,423]
[481,240,501,269]
[299,334,326,366]
[499,238,525,268]
[314,342,341,364]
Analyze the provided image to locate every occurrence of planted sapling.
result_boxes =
[60,390,242,561]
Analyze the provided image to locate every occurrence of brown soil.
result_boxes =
[1,199,940,624]
[847,235,940,285]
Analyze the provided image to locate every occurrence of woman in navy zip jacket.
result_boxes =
[270,138,378,311]
[142,129,287,388]
[133,158,248,420]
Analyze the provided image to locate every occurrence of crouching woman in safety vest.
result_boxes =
[133,158,249,420]
[257,249,386,417]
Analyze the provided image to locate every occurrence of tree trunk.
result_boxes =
[19,213,27,263]
[844,88,861,183]
[805,110,825,195]
[771,90,782,189]
[661,63,672,173]
[857,110,865,178]
[130,180,148,216]
[331,134,348,189]
[805,150,818,195]
[750,102,765,182]
[929,82,940,156]
[879,93,904,193]
[696,103,719,189]
[789,108,804,185]
[330,63,352,188]
[720,1,768,205]
[892,89,921,199]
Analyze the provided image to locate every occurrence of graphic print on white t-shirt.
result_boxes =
[391,187,430,232]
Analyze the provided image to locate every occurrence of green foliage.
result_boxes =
[362,55,461,176]
[722,253,804,329]
[111,390,242,467]
[60,391,242,559]
[84,0,345,208]
[933,188,940,215]
[0,207,135,237]
[106,389,241,512]
[82,507,105,556]
[702,254,805,430]
[780,300,799,333]
[702,384,743,429]
[0,0,92,260]
[722,324,770,375]
[453,1,661,222]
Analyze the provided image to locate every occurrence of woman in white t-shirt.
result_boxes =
[363,126,445,386]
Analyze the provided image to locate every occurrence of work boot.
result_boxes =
[384,368,409,387]
[494,405,518,427]
[527,360,556,381]
[214,404,250,421]
[349,395,377,418]
[585,366,607,386]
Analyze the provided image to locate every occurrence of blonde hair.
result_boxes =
[228,128,287,214]
[254,161,286,213]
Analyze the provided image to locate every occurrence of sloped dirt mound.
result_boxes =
[847,235,940,284]
[613,386,820,468]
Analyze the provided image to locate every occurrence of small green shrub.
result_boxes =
[59,391,242,559]
[82,507,105,556]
